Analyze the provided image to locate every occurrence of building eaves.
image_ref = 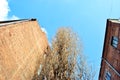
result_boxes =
[108,18,120,24]
[0,18,37,27]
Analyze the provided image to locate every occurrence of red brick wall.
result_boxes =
[99,20,120,80]
[0,20,48,80]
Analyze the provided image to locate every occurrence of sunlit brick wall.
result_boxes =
[0,20,48,80]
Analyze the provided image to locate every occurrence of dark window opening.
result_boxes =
[111,36,118,48]
[105,71,111,80]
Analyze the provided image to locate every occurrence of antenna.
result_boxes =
[109,0,113,18]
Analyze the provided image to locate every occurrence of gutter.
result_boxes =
[0,18,36,27]
[102,58,120,77]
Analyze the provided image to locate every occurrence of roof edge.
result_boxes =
[0,18,37,24]
[108,18,120,23]
[0,18,37,27]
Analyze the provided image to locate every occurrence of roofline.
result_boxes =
[0,18,37,26]
[108,18,120,23]
[0,18,37,23]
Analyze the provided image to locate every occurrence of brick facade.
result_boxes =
[99,19,120,80]
[0,19,48,80]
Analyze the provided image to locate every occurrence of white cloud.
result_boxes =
[41,27,49,45]
[0,0,19,21]
[0,0,9,20]
[9,15,19,20]
[41,27,47,35]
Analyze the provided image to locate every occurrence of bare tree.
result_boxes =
[33,27,95,80]
[76,53,96,80]
[51,27,80,80]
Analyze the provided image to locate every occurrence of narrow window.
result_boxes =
[105,71,111,80]
[111,36,118,48]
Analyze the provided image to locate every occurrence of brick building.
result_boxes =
[0,19,49,80]
[99,19,120,80]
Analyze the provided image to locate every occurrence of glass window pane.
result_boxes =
[105,72,111,80]
[111,36,118,48]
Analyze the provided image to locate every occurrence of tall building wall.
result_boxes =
[0,19,48,80]
[99,19,120,80]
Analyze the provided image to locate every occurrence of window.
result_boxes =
[105,71,111,80]
[111,36,118,48]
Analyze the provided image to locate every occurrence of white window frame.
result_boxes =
[111,36,118,48]
[105,71,111,80]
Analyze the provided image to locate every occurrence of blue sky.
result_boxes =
[1,0,120,79]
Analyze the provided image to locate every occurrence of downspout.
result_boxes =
[102,58,120,77]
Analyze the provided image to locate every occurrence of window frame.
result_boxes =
[111,36,119,48]
[105,71,111,80]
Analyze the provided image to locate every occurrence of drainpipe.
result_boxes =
[102,58,120,77]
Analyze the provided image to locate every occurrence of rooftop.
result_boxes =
[0,18,37,27]
[109,19,120,23]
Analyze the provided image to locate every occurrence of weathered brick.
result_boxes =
[0,19,48,80]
